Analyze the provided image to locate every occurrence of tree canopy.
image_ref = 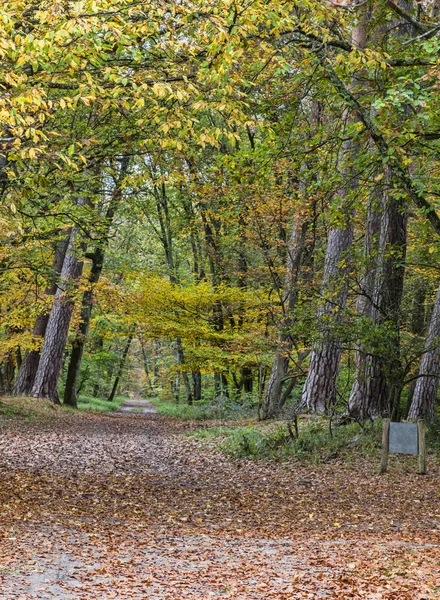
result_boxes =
[2,0,440,422]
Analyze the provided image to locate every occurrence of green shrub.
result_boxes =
[221,419,383,461]
[427,417,440,450]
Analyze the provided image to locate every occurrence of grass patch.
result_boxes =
[0,394,126,423]
[77,395,125,412]
[187,418,383,462]
[0,396,59,423]
[186,424,246,439]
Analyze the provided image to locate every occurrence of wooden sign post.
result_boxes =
[379,419,426,474]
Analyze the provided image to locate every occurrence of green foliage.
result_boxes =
[220,419,383,461]
[150,395,256,421]
[426,418,440,451]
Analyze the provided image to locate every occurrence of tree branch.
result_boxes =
[319,51,440,237]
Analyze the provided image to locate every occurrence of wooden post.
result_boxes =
[379,419,390,474]
[417,419,427,475]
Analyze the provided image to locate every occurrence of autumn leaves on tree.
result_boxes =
[1,0,440,422]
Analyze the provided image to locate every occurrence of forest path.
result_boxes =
[0,410,439,599]
[116,397,157,414]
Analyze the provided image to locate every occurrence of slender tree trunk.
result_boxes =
[153,340,160,388]
[63,157,129,407]
[31,216,86,403]
[408,282,440,422]
[176,338,193,405]
[92,336,103,398]
[140,338,154,393]
[13,235,69,396]
[263,216,309,418]
[63,247,103,407]
[108,333,133,402]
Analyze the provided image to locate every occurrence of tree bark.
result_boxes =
[301,223,354,412]
[408,282,440,422]
[301,15,367,413]
[346,193,382,419]
[192,371,202,400]
[349,184,407,419]
[140,337,154,394]
[31,215,86,403]
[13,235,69,396]
[62,246,103,408]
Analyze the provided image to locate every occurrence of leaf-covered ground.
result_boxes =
[0,404,439,599]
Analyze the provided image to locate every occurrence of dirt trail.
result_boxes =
[116,398,157,414]
[0,409,439,599]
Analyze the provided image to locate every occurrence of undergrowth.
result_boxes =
[150,396,256,421]
[188,419,384,462]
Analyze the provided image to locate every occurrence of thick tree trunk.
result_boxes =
[301,16,367,413]
[0,352,15,394]
[31,221,86,403]
[263,216,309,418]
[346,192,382,419]
[301,224,354,412]
[406,279,428,411]
[408,282,440,422]
[13,235,69,396]
[108,333,133,402]
[241,367,253,394]
[363,186,407,419]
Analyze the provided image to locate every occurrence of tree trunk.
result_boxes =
[241,367,253,394]
[301,224,354,412]
[192,371,202,401]
[346,5,412,420]
[0,352,15,394]
[13,235,69,396]
[63,247,103,407]
[31,215,86,403]
[140,338,154,394]
[408,282,440,422]
[301,15,367,413]
[360,180,407,419]
[406,279,428,411]
[108,333,133,402]
[263,216,309,418]
[63,157,129,408]
[346,190,382,419]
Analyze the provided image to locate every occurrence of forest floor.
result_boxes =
[0,399,439,599]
